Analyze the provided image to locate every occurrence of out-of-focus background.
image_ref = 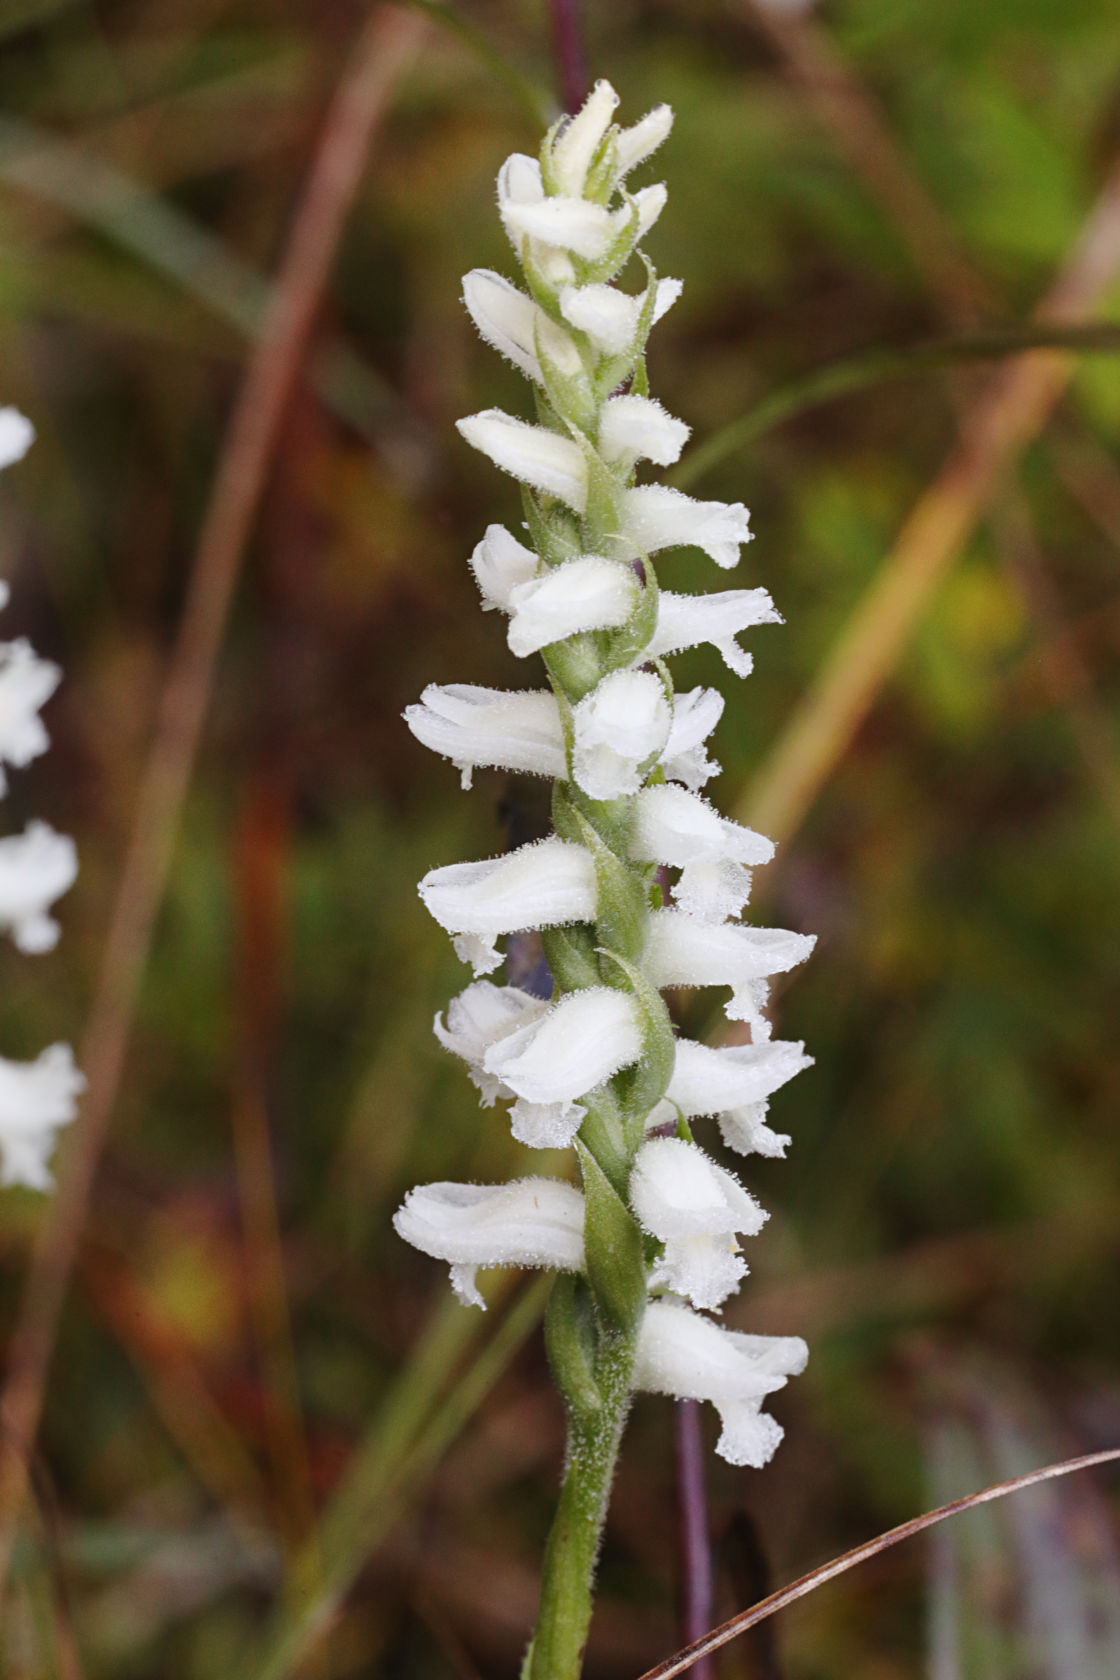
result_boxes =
[1,0,1119,1674]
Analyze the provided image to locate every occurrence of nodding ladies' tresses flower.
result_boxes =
[398,85,816,1662]
[418,837,597,975]
[634,1301,809,1468]
[0,820,78,953]
[393,1178,585,1309]
[631,1137,766,1311]
[0,412,82,1189]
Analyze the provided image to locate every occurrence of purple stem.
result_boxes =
[675,1399,717,1679]
[547,0,588,114]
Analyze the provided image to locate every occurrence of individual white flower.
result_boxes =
[547,79,619,197]
[404,683,565,787]
[633,1300,808,1468]
[643,909,816,1021]
[651,1036,812,1127]
[572,669,671,800]
[506,556,638,657]
[646,587,782,677]
[433,980,548,1106]
[599,395,690,470]
[500,178,614,261]
[393,1177,585,1309]
[616,485,752,569]
[631,1137,766,1310]
[659,686,724,790]
[483,987,643,1150]
[0,408,34,471]
[418,838,597,975]
[0,821,77,953]
[0,638,61,795]
[0,1043,84,1190]
[613,103,674,179]
[631,783,775,923]
[469,524,539,612]
[462,270,583,386]
[457,410,587,512]
[559,276,682,357]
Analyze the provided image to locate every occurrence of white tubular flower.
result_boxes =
[572,669,671,800]
[0,1044,84,1190]
[0,821,77,953]
[599,395,690,469]
[433,980,547,1106]
[614,103,674,178]
[506,556,638,657]
[483,987,643,1149]
[393,1177,585,1309]
[469,524,539,611]
[646,588,782,677]
[659,686,724,790]
[644,908,816,1021]
[457,411,587,512]
[419,838,597,975]
[617,485,752,570]
[404,683,565,787]
[0,638,61,795]
[548,79,619,196]
[501,188,614,261]
[634,1301,808,1468]
[462,270,583,386]
[0,408,34,470]
[559,276,682,356]
[631,1137,765,1310]
[653,1036,813,1124]
[631,784,775,924]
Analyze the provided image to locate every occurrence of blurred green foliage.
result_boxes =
[0,0,1118,1674]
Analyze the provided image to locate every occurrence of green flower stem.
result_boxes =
[529,1324,638,1680]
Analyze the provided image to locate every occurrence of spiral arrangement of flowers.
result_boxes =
[393,82,815,1676]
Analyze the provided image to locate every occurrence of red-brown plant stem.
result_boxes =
[0,4,425,1598]
[674,1401,716,1680]
[637,1446,1120,1680]
[548,0,588,115]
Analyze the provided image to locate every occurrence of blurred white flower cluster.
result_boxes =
[0,410,82,1189]
[396,84,812,1469]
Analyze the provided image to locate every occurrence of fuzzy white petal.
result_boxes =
[629,183,667,240]
[507,556,637,657]
[647,588,781,676]
[614,105,674,178]
[419,839,596,959]
[599,395,690,468]
[0,639,61,793]
[0,822,77,953]
[502,195,614,260]
[558,276,681,357]
[0,1043,84,1190]
[633,1300,808,1467]
[617,486,751,569]
[404,684,565,786]
[0,409,34,472]
[572,670,671,800]
[509,1097,588,1150]
[718,1099,792,1159]
[462,269,545,383]
[394,1177,585,1308]
[659,686,724,790]
[457,411,587,512]
[644,909,815,1016]
[433,980,548,1106]
[673,860,754,923]
[484,986,642,1107]
[549,80,619,196]
[664,1037,812,1120]
[469,524,539,612]
[631,784,775,869]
